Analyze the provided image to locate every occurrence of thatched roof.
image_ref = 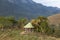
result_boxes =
[24,22,34,28]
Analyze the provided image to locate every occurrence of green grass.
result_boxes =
[0,29,60,40]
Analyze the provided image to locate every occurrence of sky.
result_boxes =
[33,0,60,8]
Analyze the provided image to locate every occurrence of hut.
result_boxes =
[24,22,34,32]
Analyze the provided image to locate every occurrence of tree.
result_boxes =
[31,16,52,34]
[0,24,4,31]
[38,16,55,35]
[0,16,6,30]
[18,18,28,29]
[31,19,41,32]
[0,16,17,29]
[40,20,49,34]
[6,16,17,28]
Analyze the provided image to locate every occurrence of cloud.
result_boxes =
[33,0,60,8]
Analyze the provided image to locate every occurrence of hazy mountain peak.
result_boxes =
[8,0,16,3]
[0,0,60,19]
[8,0,34,4]
[21,0,28,3]
[21,0,33,3]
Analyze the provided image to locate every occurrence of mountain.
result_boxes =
[48,14,60,25]
[0,0,60,19]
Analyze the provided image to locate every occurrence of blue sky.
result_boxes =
[33,0,60,8]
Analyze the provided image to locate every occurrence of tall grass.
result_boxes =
[0,29,60,40]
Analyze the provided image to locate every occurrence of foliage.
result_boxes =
[0,16,59,37]
[31,16,54,35]
[17,18,28,29]
[0,16,17,30]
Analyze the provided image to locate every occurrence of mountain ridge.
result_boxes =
[0,0,60,19]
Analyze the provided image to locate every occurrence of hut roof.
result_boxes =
[24,22,34,28]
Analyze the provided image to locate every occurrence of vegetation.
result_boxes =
[0,16,60,40]
[17,18,28,29]
[0,29,59,40]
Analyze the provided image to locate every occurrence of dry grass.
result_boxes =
[0,29,60,40]
[48,14,60,25]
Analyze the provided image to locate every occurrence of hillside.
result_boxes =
[48,14,60,25]
[0,0,60,19]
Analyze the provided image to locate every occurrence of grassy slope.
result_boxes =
[48,14,60,25]
[0,29,60,40]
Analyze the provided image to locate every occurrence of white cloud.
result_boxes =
[33,0,60,8]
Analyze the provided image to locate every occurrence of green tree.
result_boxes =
[0,16,17,29]
[5,16,17,29]
[18,18,28,29]
[38,16,55,35]
[32,16,52,34]
[0,16,6,30]
[31,19,41,32]
[0,24,4,31]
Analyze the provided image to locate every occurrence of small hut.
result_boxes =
[24,22,34,32]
